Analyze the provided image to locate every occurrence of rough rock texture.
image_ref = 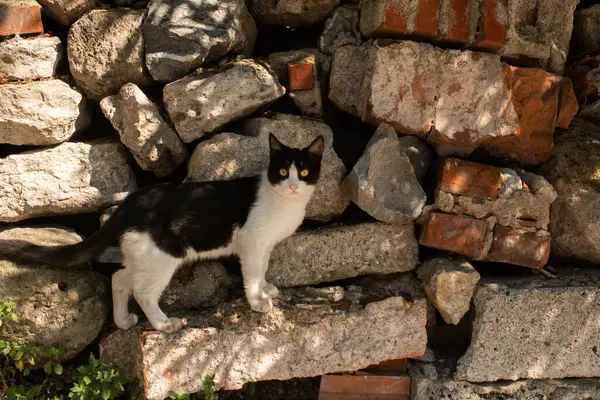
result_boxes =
[0,36,63,80]
[538,118,600,263]
[67,9,152,100]
[455,269,600,382]
[416,258,480,325]
[319,5,361,83]
[0,226,109,360]
[329,40,574,165]
[570,4,600,56]
[144,0,256,82]
[250,0,340,26]
[0,80,90,146]
[503,0,579,74]
[579,99,600,124]
[186,114,348,221]
[342,123,431,224]
[161,262,234,312]
[267,222,419,287]
[0,140,137,222]
[410,359,600,400]
[100,287,427,399]
[163,60,284,143]
[36,0,97,25]
[100,83,188,177]
[267,49,323,116]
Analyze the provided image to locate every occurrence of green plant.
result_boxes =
[68,354,127,400]
[167,375,217,400]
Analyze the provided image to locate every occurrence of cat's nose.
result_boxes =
[289,184,298,192]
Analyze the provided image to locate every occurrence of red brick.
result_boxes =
[419,212,487,259]
[319,375,410,400]
[556,78,579,129]
[438,158,502,200]
[0,5,43,37]
[487,225,550,269]
[368,1,409,36]
[474,0,507,50]
[362,358,408,375]
[288,63,314,90]
[446,0,470,42]
[483,65,561,166]
[416,0,440,37]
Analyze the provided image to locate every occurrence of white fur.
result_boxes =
[113,166,314,332]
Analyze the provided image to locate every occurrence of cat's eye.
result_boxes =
[279,168,288,177]
[300,169,309,177]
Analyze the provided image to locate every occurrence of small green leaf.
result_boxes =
[102,388,110,400]
[82,375,91,385]
[53,363,63,375]
[44,361,53,374]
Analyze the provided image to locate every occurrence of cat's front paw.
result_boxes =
[156,317,188,333]
[115,313,138,330]
[248,296,273,313]
[263,283,279,298]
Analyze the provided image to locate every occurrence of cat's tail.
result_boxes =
[0,206,127,268]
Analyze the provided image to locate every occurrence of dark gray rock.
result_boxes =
[144,0,256,82]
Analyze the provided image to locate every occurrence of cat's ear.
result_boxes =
[306,136,324,157]
[269,133,283,153]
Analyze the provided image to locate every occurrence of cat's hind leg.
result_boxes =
[121,231,187,333]
[111,268,138,330]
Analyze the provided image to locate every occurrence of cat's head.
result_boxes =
[267,133,325,198]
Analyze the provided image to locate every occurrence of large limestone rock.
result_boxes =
[410,359,600,400]
[0,226,109,360]
[100,286,427,399]
[144,0,256,82]
[342,123,432,224]
[0,36,63,81]
[36,0,97,25]
[455,269,600,382]
[267,222,419,287]
[538,118,600,263]
[68,9,152,100]
[100,83,188,177]
[185,114,348,221]
[163,60,284,143]
[250,0,340,26]
[0,141,137,222]
[0,80,90,146]
[329,40,575,166]
[416,258,480,325]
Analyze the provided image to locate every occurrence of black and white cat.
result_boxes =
[0,134,324,333]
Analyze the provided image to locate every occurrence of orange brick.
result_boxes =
[420,212,487,258]
[446,0,470,42]
[319,375,410,400]
[474,0,507,50]
[438,158,502,200]
[367,0,409,36]
[288,63,314,90]
[362,358,407,375]
[488,225,550,269]
[416,0,440,37]
[0,5,43,36]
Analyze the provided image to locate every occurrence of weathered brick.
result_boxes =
[419,212,487,259]
[319,375,410,400]
[416,0,440,37]
[474,0,508,50]
[0,5,43,36]
[288,63,314,90]
[445,0,470,42]
[359,0,409,37]
[438,158,502,200]
[487,225,550,269]
[483,65,561,166]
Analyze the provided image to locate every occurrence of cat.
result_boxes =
[0,133,324,333]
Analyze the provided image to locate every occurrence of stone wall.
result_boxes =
[0,0,599,399]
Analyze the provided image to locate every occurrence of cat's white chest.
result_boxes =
[240,192,307,248]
